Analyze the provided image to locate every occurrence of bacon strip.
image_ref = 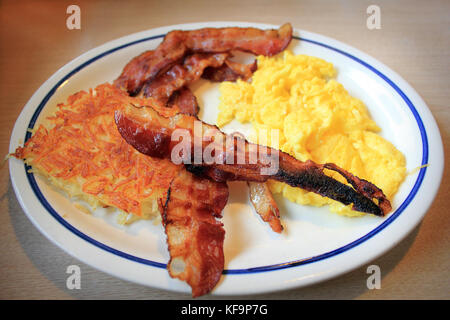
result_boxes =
[202,59,258,82]
[114,105,391,216]
[162,169,229,297]
[114,23,292,95]
[141,53,229,103]
[183,23,293,55]
[247,181,283,233]
[166,87,200,116]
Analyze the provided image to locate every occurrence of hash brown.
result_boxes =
[13,83,181,220]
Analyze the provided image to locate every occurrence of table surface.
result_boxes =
[1,0,448,300]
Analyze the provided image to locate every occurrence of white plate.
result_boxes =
[9,22,444,296]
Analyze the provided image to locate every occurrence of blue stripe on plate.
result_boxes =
[23,34,428,274]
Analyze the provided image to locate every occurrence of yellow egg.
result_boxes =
[216,51,406,216]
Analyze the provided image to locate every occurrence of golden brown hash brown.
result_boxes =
[13,83,182,218]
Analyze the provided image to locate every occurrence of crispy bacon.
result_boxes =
[166,87,200,116]
[141,53,229,103]
[247,181,283,233]
[115,105,392,216]
[202,59,258,82]
[162,169,228,297]
[182,23,292,56]
[114,23,292,95]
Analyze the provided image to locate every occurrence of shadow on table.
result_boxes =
[7,177,421,300]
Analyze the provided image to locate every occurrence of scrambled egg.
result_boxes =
[217,51,406,216]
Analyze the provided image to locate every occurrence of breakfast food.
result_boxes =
[115,104,391,216]
[217,51,407,216]
[12,84,182,220]
[140,52,229,104]
[163,169,229,297]
[115,23,293,96]
[12,23,400,297]
[247,181,283,233]
[114,24,292,236]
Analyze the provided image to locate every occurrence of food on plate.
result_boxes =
[12,23,399,298]
[202,58,258,82]
[140,52,229,104]
[217,51,407,216]
[12,84,182,221]
[115,104,391,216]
[116,25,292,230]
[114,23,293,96]
[140,52,257,104]
[247,181,283,233]
[13,24,296,297]
[166,86,200,116]
[163,169,229,297]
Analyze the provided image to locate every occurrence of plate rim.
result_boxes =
[8,21,444,295]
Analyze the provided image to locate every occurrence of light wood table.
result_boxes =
[1,0,448,300]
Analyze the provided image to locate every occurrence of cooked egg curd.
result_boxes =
[216,51,406,216]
